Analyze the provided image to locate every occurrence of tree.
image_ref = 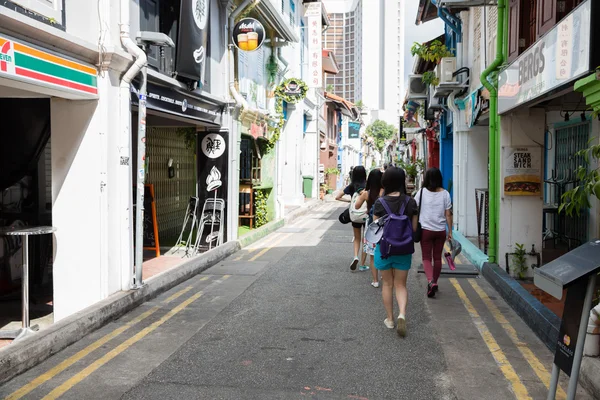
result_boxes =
[560,140,600,216]
[365,120,397,153]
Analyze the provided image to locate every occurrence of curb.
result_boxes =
[0,198,323,384]
[452,230,489,270]
[481,262,561,352]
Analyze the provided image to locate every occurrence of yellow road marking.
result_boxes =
[6,280,217,400]
[449,278,532,400]
[4,307,159,400]
[249,233,292,261]
[468,279,567,399]
[42,291,206,400]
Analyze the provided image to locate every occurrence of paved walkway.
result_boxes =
[0,203,591,399]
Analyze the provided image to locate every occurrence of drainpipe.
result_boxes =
[479,0,506,264]
[119,0,146,289]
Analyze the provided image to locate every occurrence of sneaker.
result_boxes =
[384,318,395,329]
[397,316,407,337]
[370,281,380,288]
[432,283,439,295]
[358,265,369,272]
[350,257,359,271]
[427,282,436,298]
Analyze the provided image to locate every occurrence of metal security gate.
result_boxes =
[553,122,589,244]
[146,127,196,245]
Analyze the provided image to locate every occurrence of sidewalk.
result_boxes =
[0,198,323,384]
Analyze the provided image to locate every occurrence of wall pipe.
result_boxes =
[479,0,506,264]
[120,0,147,288]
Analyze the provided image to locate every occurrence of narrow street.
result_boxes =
[0,203,591,400]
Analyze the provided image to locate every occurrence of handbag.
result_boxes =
[413,188,424,243]
[338,208,351,224]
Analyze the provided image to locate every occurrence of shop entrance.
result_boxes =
[0,97,53,345]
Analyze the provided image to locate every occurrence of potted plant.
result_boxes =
[411,40,453,86]
[399,159,424,183]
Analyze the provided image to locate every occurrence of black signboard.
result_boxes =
[133,184,160,257]
[348,121,360,139]
[554,279,588,375]
[196,130,229,252]
[130,82,222,125]
[176,0,211,82]
[232,18,266,52]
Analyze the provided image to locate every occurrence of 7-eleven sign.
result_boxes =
[0,39,15,74]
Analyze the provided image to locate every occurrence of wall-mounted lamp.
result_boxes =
[168,158,175,179]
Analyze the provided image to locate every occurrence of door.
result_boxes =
[507,0,520,62]
[140,0,160,69]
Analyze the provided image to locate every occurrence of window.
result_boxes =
[9,0,63,25]
[289,0,296,26]
[300,20,305,79]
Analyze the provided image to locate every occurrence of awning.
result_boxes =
[416,0,439,25]
[322,50,339,75]
[131,81,224,126]
[324,92,360,120]
[255,0,300,43]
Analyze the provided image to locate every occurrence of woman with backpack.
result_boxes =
[415,167,453,298]
[336,166,368,271]
[354,168,384,287]
[372,167,418,336]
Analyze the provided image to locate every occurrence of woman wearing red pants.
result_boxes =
[415,168,453,298]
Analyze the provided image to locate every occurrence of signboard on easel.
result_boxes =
[142,184,160,257]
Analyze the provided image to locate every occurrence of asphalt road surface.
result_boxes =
[0,202,591,399]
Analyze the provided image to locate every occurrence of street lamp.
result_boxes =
[132,31,174,289]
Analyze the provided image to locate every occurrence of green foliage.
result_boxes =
[326,84,334,92]
[264,78,308,152]
[559,140,600,216]
[355,100,364,110]
[266,55,278,87]
[254,189,268,228]
[365,120,398,152]
[410,40,453,63]
[422,71,440,86]
[512,243,528,280]
[398,159,424,180]
[176,128,197,151]
[325,167,340,176]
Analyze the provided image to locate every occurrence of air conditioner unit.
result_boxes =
[427,87,444,111]
[407,75,427,100]
[438,0,497,8]
[436,57,457,84]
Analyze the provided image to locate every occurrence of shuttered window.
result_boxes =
[10,0,63,24]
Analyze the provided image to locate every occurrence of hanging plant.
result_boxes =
[254,189,269,228]
[422,71,440,87]
[176,127,197,151]
[265,78,308,151]
[411,40,453,63]
[266,55,279,88]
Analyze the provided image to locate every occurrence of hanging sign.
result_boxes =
[348,121,360,139]
[554,279,588,376]
[176,0,210,83]
[502,147,542,196]
[306,2,322,88]
[232,18,266,52]
[283,79,302,96]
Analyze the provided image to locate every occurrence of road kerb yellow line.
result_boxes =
[4,307,159,400]
[41,291,205,400]
[162,286,193,304]
[249,233,292,261]
[468,279,567,400]
[449,278,532,400]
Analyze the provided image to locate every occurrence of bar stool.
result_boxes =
[0,226,56,342]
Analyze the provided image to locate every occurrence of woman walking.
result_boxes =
[415,168,453,298]
[354,168,384,287]
[336,166,368,271]
[372,167,418,336]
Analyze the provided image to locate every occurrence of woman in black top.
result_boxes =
[336,166,367,271]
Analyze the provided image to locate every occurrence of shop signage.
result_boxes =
[196,130,229,252]
[250,123,265,139]
[554,279,588,375]
[232,18,266,52]
[498,1,591,114]
[130,82,222,125]
[283,79,302,96]
[177,0,211,83]
[305,2,322,88]
[348,121,360,139]
[502,146,542,196]
[0,34,98,98]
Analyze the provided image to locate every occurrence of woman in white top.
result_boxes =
[415,168,453,298]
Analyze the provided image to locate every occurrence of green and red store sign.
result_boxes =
[0,34,97,98]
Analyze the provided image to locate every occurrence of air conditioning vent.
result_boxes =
[407,75,427,100]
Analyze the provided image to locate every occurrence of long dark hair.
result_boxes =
[381,166,407,195]
[351,165,367,190]
[423,167,443,191]
[365,169,383,209]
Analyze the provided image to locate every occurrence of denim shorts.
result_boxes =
[373,244,412,271]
